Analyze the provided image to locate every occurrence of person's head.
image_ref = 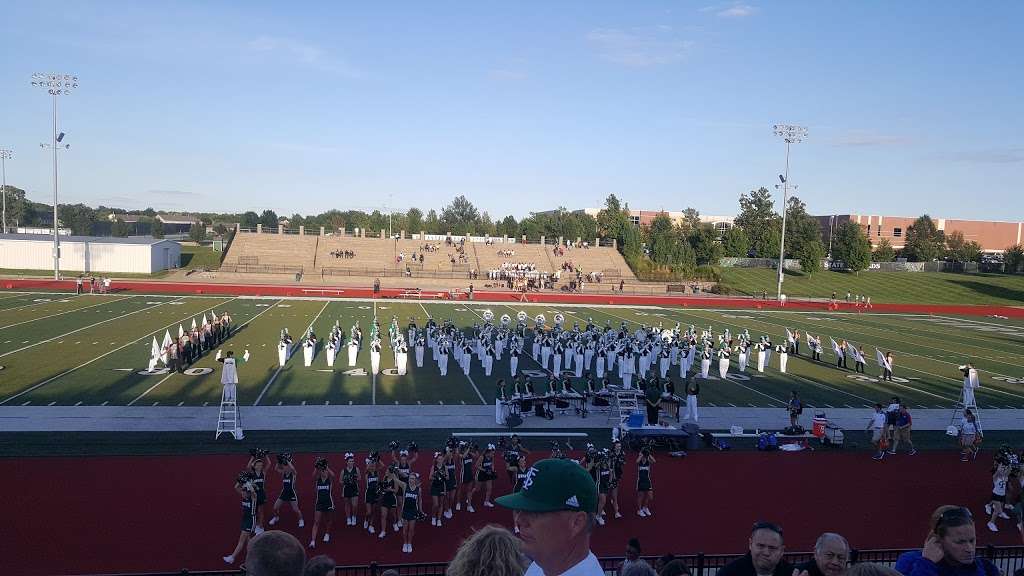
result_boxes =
[302,555,336,576]
[245,530,306,576]
[659,560,691,576]
[626,538,642,561]
[622,564,657,576]
[445,524,528,576]
[929,505,977,565]
[253,459,265,472]
[813,533,850,576]
[226,350,234,358]
[655,555,677,572]
[891,396,900,405]
[900,404,909,413]
[846,564,901,576]
[791,391,798,399]
[748,522,785,574]
[495,458,598,569]
[874,403,883,413]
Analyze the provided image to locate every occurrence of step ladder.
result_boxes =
[215,384,243,440]
[609,389,641,424]
[947,368,980,436]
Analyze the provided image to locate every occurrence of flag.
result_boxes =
[190,317,197,331]
[162,330,172,349]
[178,324,184,339]
[243,348,250,362]
[846,341,858,361]
[152,336,164,365]
[805,332,814,347]
[786,328,795,344]
[205,312,212,326]
[876,349,891,371]
[830,337,841,355]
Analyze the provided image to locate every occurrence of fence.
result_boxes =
[75,545,1024,576]
[720,257,987,274]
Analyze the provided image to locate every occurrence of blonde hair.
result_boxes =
[446,525,528,576]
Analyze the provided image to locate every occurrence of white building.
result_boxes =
[0,234,181,274]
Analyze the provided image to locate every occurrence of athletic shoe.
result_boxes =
[408,545,413,553]
[872,454,883,460]
[596,515,605,526]
[369,525,376,534]
[323,533,330,543]
[268,516,280,526]
[643,507,652,516]
[363,520,369,529]
[986,503,993,515]
[299,518,305,528]
[431,517,437,526]
[467,504,476,513]
[254,526,265,535]
[988,521,999,532]
[437,519,443,527]
[908,449,917,456]
[638,510,646,517]
[445,509,453,519]
[484,501,494,508]
[309,541,316,549]
[378,531,386,539]
[398,519,404,527]
[887,450,896,455]
[223,556,235,564]
[961,455,969,462]
[615,512,623,519]
[1000,513,1012,520]
[515,526,520,534]
[456,502,462,511]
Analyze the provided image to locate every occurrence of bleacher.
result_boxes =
[474,242,555,276]
[554,243,636,282]
[316,236,397,275]
[220,233,318,274]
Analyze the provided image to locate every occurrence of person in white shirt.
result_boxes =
[495,459,604,576]
[866,404,888,461]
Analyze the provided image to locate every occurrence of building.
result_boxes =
[578,208,735,232]
[0,234,181,274]
[815,214,1024,253]
[156,213,199,235]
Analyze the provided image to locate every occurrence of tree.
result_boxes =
[903,215,945,262]
[735,187,781,258]
[873,237,895,262]
[497,215,518,238]
[259,210,278,229]
[621,222,642,260]
[424,209,441,234]
[240,211,259,229]
[688,225,723,266]
[962,241,983,263]
[1005,244,1024,274]
[111,218,130,238]
[142,207,157,217]
[189,223,207,242]
[680,207,702,231]
[406,208,423,233]
[831,222,872,273]
[945,230,982,263]
[783,196,825,275]
[721,226,750,257]
[151,218,165,239]
[438,195,480,235]
[58,204,97,235]
[596,194,630,245]
[479,212,496,236]
[647,214,677,266]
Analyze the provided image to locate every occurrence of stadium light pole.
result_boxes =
[31,73,78,280]
[772,124,807,301]
[0,149,11,234]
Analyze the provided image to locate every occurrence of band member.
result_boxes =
[310,458,335,549]
[429,452,447,527]
[717,345,731,379]
[370,337,382,375]
[838,339,849,369]
[636,448,655,517]
[960,363,979,408]
[401,473,423,553]
[855,345,866,373]
[348,336,359,367]
[883,352,895,381]
[683,379,699,422]
[415,334,425,368]
[268,453,303,528]
[776,343,789,373]
[341,453,360,526]
[247,451,269,533]
[223,472,258,564]
[363,453,380,534]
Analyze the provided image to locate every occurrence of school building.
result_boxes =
[814,215,1024,253]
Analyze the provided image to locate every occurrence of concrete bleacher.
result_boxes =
[316,236,396,274]
[474,242,555,275]
[221,233,318,273]
[554,244,636,281]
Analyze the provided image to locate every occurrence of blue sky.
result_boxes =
[1,1,1021,221]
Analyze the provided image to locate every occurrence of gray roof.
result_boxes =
[0,233,178,246]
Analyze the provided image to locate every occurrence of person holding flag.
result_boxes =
[807,334,821,361]
[855,345,866,374]
[785,328,797,355]
[876,349,893,381]
[148,336,162,372]
[832,338,845,369]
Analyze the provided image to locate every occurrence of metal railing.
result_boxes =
[70,545,1024,576]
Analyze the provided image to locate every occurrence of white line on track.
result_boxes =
[0,298,180,359]
[0,295,136,331]
[253,300,327,406]
[128,298,280,406]
[0,297,238,405]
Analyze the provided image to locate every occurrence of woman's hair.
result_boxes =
[303,555,337,576]
[659,560,691,576]
[846,563,902,576]
[446,524,528,576]
[929,505,974,538]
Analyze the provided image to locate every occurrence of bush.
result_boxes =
[694,265,721,283]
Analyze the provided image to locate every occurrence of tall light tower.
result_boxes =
[772,124,807,301]
[0,149,11,234]
[31,73,78,280]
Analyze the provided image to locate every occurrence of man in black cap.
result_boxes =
[496,458,603,576]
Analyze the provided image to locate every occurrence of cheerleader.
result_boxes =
[341,453,360,526]
[457,442,477,512]
[636,448,655,517]
[268,453,304,528]
[595,451,613,525]
[609,441,626,520]
[510,453,529,534]
[378,464,404,539]
[443,446,458,519]
[247,451,269,533]
[469,444,497,509]
[429,452,447,526]
[363,453,381,534]
[401,473,424,553]
[986,453,1013,532]
[223,472,257,564]
[309,458,335,549]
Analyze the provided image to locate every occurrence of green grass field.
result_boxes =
[179,243,221,269]
[0,291,1022,411]
[718,268,1024,305]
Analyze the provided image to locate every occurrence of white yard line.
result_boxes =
[253,300,328,406]
[127,299,282,406]
[0,298,183,359]
[441,303,488,404]
[0,293,89,314]
[0,295,135,331]
[0,297,238,405]
[372,300,377,405]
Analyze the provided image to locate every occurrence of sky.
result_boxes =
[0,1,1022,221]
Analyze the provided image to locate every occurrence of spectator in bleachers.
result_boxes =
[895,505,998,576]
[302,555,336,576]
[245,530,306,576]
[660,561,691,576]
[620,538,652,574]
[716,522,792,576]
[793,533,850,576]
[445,524,528,576]
[655,555,678,573]
[495,458,603,576]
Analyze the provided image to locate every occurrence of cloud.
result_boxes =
[586,26,694,67]
[247,36,360,78]
[956,148,1024,164]
[701,3,758,17]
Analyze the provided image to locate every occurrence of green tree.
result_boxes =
[680,207,702,231]
[903,214,946,261]
[873,237,895,262]
[647,213,677,266]
[142,207,157,217]
[721,226,750,257]
[424,209,440,234]
[688,225,723,266]
[735,187,781,258]
[439,195,480,235]
[58,204,97,235]
[831,221,872,273]
[151,218,165,239]
[783,196,825,275]
[596,194,630,245]
[497,215,518,238]
[621,222,642,260]
[1005,243,1024,274]
[258,210,278,229]
[189,223,207,242]
[963,241,983,263]
[479,212,497,236]
[406,208,423,233]
[240,211,259,229]
[111,218,130,237]
[945,230,966,261]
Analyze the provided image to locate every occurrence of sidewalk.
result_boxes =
[0,405,1019,433]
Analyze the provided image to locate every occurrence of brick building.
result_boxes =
[815,214,1023,253]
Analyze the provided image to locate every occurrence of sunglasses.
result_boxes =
[752,521,784,536]
[934,507,973,532]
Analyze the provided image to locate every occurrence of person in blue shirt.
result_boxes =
[894,505,1000,576]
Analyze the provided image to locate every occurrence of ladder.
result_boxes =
[948,369,980,436]
[215,384,244,440]
[609,389,641,424]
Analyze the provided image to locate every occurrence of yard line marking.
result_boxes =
[708,402,717,407]
[203,401,209,407]
[0,298,184,359]
[825,404,834,408]
[47,401,56,406]
[0,295,135,331]
[451,305,493,405]
[74,401,82,406]
[728,403,737,407]
[254,300,326,406]
[177,402,184,407]
[845,404,854,408]
[372,300,377,405]
[0,297,237,405]
[101,401,108,406]
[0,293,89,314]
[278,401,283,406]
[130,298,279,407]
[748,403,756,407]
[152,401,159,406]
[21,401,30,406]
[418,302,432,320]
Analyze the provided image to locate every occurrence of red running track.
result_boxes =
[3,278,1023,318]
[3,450,1020,576]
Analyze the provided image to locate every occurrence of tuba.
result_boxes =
[500,313,512,327]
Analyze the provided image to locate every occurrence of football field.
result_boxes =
[0,290,1022,411]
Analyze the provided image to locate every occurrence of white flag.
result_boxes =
[150,336,160,360]
[243,348,251,362]
[204,312,212,326]
[875,349,891,371]
[846,341,858,360]
[830,337,841,355]
[190,317,197,331]
[786,328,795,344]
[178,324,185,339]
[162,330,173,350]
[805,332,814,347]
